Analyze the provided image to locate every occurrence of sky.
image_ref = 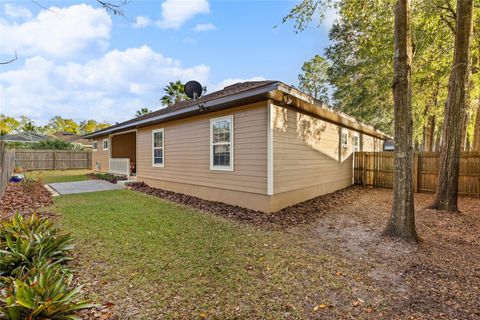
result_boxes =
[0,0,335,125]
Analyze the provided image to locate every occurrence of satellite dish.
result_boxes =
[184,80,203,99]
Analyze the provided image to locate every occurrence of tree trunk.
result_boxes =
[473,100,480,151]
[384,0,418,241]
[430,0,474,212]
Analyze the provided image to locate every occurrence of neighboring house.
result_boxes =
[0,132,48,143]
[84,81,388,212]
[51,131,92,149]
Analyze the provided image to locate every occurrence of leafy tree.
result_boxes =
[18,116,38,133]
[0,114,20,135]
[160,81,187,107]
[430,0,475,212]
[385,0,418,241]
[79,119,111,134]
[298,55,330,102]
[135,108,152,117]
[46,116,80,134]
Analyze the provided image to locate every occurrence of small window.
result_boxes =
[152,128,164,167]
[341,130,348,149]
[210,115,233,171]
[93,141,98,151]
[353,133,360,152]
[103,139,109,151]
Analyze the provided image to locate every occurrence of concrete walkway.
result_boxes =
[48,180,123,195]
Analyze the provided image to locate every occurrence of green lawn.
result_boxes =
[51,189,348,319]
[28,169,91,184]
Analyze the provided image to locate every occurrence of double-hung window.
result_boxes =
[103,139,108,151]
[353,133,360,152]
[210,115,233,171]
[152,128,164,167]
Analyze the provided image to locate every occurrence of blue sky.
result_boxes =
[0,0,334,125]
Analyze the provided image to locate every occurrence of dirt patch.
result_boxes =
[128,182,363,229]
[291,189,480,319]
[0,181,53,219]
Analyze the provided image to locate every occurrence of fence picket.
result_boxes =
[354,151,480,197]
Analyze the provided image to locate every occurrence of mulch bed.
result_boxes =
[0,181,53,220]
[128,182,363,229]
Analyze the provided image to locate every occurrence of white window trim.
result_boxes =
[353,132,360,152]
[152,128,165,168]
[93,140,98,151]
[210,115,234,171]
[341,129,348,149]
[102,139,108,151]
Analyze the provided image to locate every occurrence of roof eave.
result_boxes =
[83,82,280,138]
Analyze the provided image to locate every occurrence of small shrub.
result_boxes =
[0,265,95,319]
[87,173,127,184]
[0,214,73,277]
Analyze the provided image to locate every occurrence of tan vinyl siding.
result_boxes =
[136,102,268,195]
[362,133,383,151]
[92,135,109,172]
[272,104,381,197]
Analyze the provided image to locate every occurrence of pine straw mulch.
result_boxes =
[0,181,53,220]
[128,181,363,229]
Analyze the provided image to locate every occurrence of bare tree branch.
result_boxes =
[31,0,58,14]
[0,51,18,65]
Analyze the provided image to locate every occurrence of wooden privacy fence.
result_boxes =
[354,151,480,197]
[0,142,15,198]
[14,150,92,171]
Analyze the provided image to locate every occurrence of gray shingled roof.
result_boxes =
[86,81,278,137]
[1,132,48,143]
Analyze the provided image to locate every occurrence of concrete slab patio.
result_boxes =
[48,180,123,195]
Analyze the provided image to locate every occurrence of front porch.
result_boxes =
[109,131,136,177]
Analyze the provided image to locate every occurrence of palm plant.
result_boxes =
[135,108,152,117]
[160,81,187,107]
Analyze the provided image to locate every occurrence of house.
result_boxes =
[0,132,48,143]
[51,131,92,149]
[84,81,387,212]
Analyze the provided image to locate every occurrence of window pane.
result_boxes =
[213,144,230,166]
[154,132,163,147]
[213,120,230,143]
[154,148,163,164]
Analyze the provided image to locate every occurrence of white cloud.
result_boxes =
[194,23,216,32]
[0,4,111,58]
[209,76,266,93]
[0,46,210,124]
[133,16,151,28]
[3,3,32,19]
[156,0,210,29]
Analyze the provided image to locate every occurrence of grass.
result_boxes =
[51,189,348,319]
[27,170,91,184]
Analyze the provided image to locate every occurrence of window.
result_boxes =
[210,115,233,171]
[103,139,109,151]
[353,133,360,152]
[341,129,348,149]
[93,141,98,151]
[152,128,164,167]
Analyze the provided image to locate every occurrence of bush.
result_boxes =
[0,265,95,319]
[86,173,127,184]
[6,140,80,150]
[0,214,73,277]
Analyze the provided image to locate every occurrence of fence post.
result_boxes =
[53,151,57,170]
[413,153,419,193]
[363,153,367,186]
